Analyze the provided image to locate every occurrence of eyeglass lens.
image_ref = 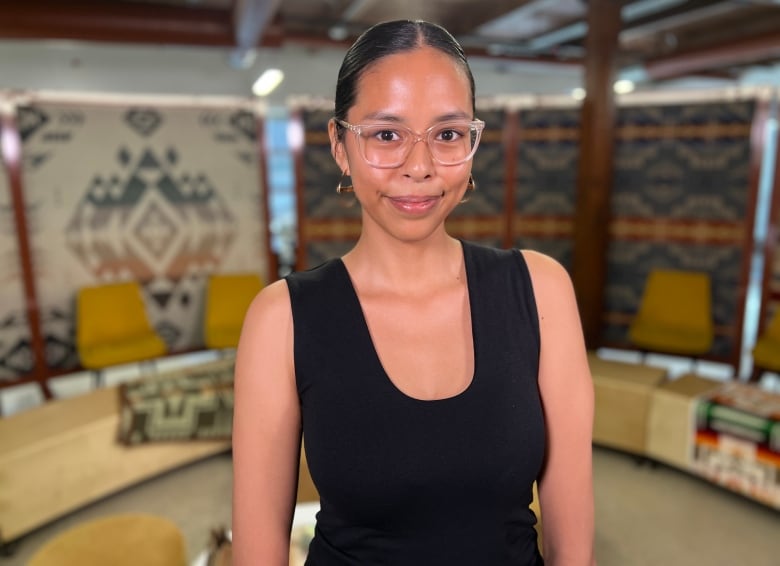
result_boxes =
[357,122,480,167]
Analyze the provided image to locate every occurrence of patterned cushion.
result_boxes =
[118,358,234,445]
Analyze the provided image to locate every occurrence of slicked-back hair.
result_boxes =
[333,20,476,137]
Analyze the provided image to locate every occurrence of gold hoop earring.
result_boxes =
[336,172,353,194]
[460,174,476,204]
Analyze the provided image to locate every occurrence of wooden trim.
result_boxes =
[0,1,234,47]
[0,110,51,399]
[645,29,780,82]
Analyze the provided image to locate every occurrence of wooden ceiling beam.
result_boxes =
[645,29,780,80]
[0,0,234,46]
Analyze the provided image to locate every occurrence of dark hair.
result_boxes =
[334,20,476,135]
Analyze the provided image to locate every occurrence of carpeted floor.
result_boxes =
[4,445,778,566]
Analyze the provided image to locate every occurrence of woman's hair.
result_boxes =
[333,19,476,134]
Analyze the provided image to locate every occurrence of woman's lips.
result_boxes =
[386,194,442,215]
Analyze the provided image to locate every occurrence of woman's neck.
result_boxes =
[342,232,464,296]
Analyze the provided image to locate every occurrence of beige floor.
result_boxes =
[4,446,778,566]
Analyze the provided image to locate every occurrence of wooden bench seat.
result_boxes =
[589,353,667,455]
[0,384,230,544]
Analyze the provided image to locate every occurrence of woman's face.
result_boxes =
[330,46,474,244]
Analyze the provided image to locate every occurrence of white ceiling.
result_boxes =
[1,37,778,109]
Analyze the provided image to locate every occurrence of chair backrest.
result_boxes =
[762,308,780,341]
[636,269,712,329]
[77,281,155,346]
[205,273,264,330]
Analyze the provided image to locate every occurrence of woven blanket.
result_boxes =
[118,358,235,445]
[691,382,780,509]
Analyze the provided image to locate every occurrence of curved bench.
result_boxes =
[0,381,230,546]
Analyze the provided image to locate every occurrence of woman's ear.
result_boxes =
[328,119,349,173]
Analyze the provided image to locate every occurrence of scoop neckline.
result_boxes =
[334,240,477,403]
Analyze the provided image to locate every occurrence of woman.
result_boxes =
[232,19,595,565]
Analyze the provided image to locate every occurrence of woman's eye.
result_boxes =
[437,128,463,142]
[365,128,399,142]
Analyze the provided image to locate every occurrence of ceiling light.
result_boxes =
[328,25,349,41]
[613,79,636,94]
[252,68,284,97]
[571,87,586,101]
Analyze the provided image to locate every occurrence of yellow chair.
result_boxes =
[204,272,263,349]
[751,309,780,382]
[76,281,167,369]
[27,513,186,566]
[629,269,714,357]
[531,481,543,552]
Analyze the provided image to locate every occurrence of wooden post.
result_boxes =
[571,0,622,349]
[1,103,51,398]
[503,110,519,249]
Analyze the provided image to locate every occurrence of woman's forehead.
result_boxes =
[350,47,472,120]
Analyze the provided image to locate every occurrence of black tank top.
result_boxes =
[286,240,545,565]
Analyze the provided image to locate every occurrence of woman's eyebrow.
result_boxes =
[435,111,472,122]
[358,111,473,124]
[359,112,403,123]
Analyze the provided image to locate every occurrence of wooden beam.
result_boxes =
[0,1,234,46]
[503,110,519,250]
[571,0,621,349]
[0,108,51,398]
[645,29,780,81]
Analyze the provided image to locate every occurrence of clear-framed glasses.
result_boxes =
[334,118,485,168]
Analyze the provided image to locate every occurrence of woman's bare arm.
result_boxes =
[232,279,302,565]
[523,250,596,566]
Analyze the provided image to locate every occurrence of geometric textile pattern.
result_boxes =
[0,137,34,381]
[604,100,756,366]
[17,101,268,378]
[513,107,580,269]
[297,107,359,269]
[448,107,509,247]
[118,358,234,444]
[124,108,163,137]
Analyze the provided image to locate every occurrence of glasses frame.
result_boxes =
[334,118,486,169]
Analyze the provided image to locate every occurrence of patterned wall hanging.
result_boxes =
[513,106,581,268]
[446,107,509,248]
[603,100,757,366]
[294,105,358,269]
[14,99,269,375]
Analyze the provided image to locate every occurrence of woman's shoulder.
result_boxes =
[243,278,292,327]
[518,249,570,280]
[516,249,575,301]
